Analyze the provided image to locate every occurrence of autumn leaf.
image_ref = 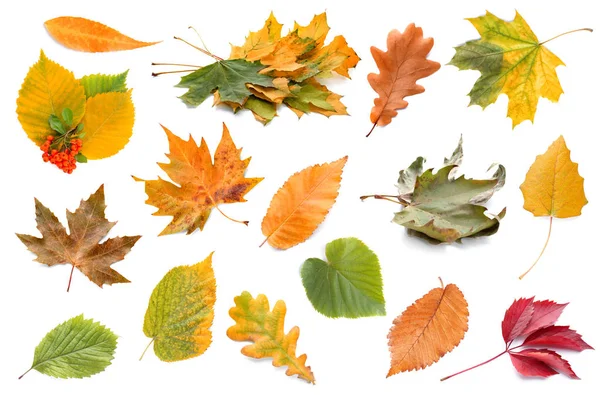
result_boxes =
[155,12,357,123]
[441,297,593,381]
[80,70,129,98]
[361,137,505,243]
[135,123,263,235]
[19,315,117,379]
[45,16,159,52]
[519,136,587,279]
[367,25,440,137]
[16,50,86,145]
[16,185,140,291]
[227,291,315,383]
[141,253,216,362]
[261,156,347,249]
[388,279,468,376]
[177,59,275,106]
[301,238,385,318]
[449,11,592,128]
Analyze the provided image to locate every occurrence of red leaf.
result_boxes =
[509,353,558,378]
[522,300,567,336]
[510,349,579,379]
[523,325,593,352]
[502,297,534,343]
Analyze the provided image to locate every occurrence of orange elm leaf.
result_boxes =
[16,185,140,291]
[387,279,469,376]
[45,17,159,52]
[261,156,347,250]
[135,123,263,235]
[367,24,440,136]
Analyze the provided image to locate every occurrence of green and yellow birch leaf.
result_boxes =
[142,253,216,362]
[449,11,592,128]
[79,90,135,159]
[227,291,315,383]
[80,71,129,98]
[301,238,385,318]
[16,50,86,144]
[19,315,117,379]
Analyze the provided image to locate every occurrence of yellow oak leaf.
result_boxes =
[519,136,587,279]
[227,291,315,383]
[16,51,86,144]
[135,124,263,235]
[79,91,135,159]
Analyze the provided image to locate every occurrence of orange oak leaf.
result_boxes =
[388,279,469,376]
[227,291,315,383]
[261,156,347,250]
[16,185,140,292]
[135,123,263,235]
[45,17,159,52]
[367,24,440,136]
[518,136,587,279]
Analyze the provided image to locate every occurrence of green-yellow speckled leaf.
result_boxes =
[20,314,117,379]
[142,253,216,362]
[80,71,129,98]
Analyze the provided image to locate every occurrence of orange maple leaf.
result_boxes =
[135,123,263,235]
[368,24,440,136]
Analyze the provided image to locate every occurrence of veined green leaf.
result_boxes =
[301,237,385,318]
[20,315,117,379]
[80,70,129,98]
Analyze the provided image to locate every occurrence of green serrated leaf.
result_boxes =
[75,153,88,163]
[48,115,66,134]
[61,108,73,126]
[397,156,425,197]
[177,59,274,106]
[301,237,385,318]
[80,71,129,98]
[142,253,216,362]
[244,95,276,124]
[284,82,335,113]
[20,315,117,379]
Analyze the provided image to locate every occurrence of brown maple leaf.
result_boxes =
[16,185,140,291]
[367,24,440,136]
[135,123,263,235]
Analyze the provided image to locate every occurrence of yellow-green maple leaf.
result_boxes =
[450,11,591,128]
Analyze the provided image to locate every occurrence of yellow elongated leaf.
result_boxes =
[227,291,315,383]
[16,51,86,144]
[80,91,135,159]
[388,280,469,376]
[261,156,347,249]
[142,253,216,362]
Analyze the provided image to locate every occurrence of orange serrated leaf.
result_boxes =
[135,123,263,235]
[227,291,315,383]
[45,17,159,52]
[367,24,440,136]
[261,156,347,249]
[388,280,469,376]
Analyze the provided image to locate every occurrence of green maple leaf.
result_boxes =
[363,137,505,243]
[301,237,385,318]
[177,59,274,106]
[19,315,117,379]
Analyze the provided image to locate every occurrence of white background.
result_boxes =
[1,0,598,394]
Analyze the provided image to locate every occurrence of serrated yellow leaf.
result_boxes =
[294,13,329,50]
[227,291,315,383]
[79,91,135,159]
[520,135,587,218]
[16,51,86,144]
[230,12,283,61]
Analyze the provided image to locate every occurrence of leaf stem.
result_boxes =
[66,264,75,292]
[540,28,593,45]
[360,194,408,206]
[211,200,248,226]
[151,62,203,68]
[366,123,377,137]
[440,350,507,381]
[152,69,200,77]
[173,36,223,61]
[18,368,32,380]
[139,338,155,361]
[519,217,553,280]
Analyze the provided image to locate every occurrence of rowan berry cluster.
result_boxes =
[40,135,83,174]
